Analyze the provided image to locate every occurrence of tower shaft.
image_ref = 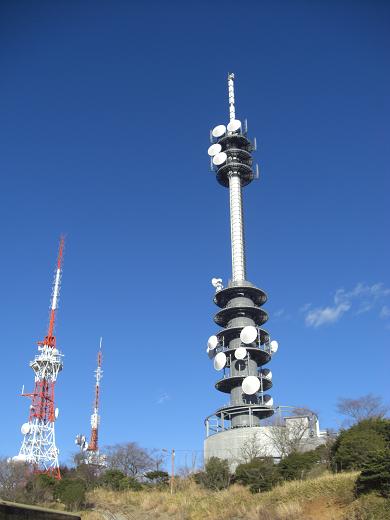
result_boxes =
[229,174,246,282]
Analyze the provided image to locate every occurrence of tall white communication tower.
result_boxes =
[204,74,279,461]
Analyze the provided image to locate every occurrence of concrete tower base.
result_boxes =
[204,427,279,471]
[204,416,328,471]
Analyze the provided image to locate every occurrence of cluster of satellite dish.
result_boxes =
[211,277,224,292]
[208,119,242,167]
[20,409,59,436]
[206,325,278,402]
[75,434,88,451]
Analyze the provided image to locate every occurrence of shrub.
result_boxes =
[278,450,320,481]
[196,457,231,490]
[119,476,143,491]
[235,457,280,493]
[145,470,169,487]
[99,469,142,491]
[25,473,56,503]
[55,478,86,511]
[355,449,390,498]
[331,419,390,472]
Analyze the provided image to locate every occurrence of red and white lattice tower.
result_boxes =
[87,338,103,454]
[16,237,65,479]
[75,339,105,466]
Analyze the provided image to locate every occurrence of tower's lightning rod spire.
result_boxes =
[228,72,236,122]
[227,73,246,282]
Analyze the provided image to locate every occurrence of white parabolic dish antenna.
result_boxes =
[227,119,241,133]
[264,395,274,407]
[207,335,218,350]
[270,340,279,353]
[55,408,59,419]
[212,124,226,138]
[242,376,260,395]
[214,352,227,371]
[21,423,30,435]
[262,369,272,380]
[240,325,257,344]
[213,152,227,166]
[234,346,247,360]
[208,143,222,157]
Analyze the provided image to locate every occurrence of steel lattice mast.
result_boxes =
[16,237,65,479]
[75,339,105,466]
[205,74,278,440]
[87,338,103,454]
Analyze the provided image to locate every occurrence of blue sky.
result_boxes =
[1,1,389,468]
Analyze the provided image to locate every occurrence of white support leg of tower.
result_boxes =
[229,173,246,282]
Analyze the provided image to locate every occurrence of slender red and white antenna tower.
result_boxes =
[87,338,103,454]
[16,237,65,479]
[75,338,104,465]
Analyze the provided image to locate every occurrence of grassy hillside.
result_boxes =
[80,471,390,520]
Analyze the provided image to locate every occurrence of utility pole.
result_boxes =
[170,449,175,495]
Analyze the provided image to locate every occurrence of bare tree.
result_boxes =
[149,448,168,472]
[263,413,312,458]
[104,442,154,477]
[0,458,29,501]
[337,394,389,424]
[239,432,267,463]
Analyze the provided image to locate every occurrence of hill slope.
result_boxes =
[81,472,390,520]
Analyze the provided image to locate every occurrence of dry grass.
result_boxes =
[82,472,360,520]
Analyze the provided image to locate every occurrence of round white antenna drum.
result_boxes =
[207,335,218,350]
[270,340,279,353]
[21,423,30,435]
[240,325,257,344]
[214,352,227,371]
[55,408,59,419]
[213,152,227,166]
[242,376,260,395]
[212,124,226,138]
[234,346,247,360]
[261,369,272,380]
[263,395,274,407]
[227,119,241,133]
[208,143,222,157]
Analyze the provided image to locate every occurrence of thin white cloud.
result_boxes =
[299,303,312,313]
[274,308,285,318]
[305,283,390,328]
[380,305,390,319]
[305,302,350,327]
[156,393,170,405]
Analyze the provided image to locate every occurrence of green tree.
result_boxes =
[25,473,56,503]
[355,450,390,498]
[145,470,169,487]
[55,478,86,511]
[277,450,319,481]
[331,419,390,472]
[99,469,142,491]
[235,457,280,493]
[197,457,231,491]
